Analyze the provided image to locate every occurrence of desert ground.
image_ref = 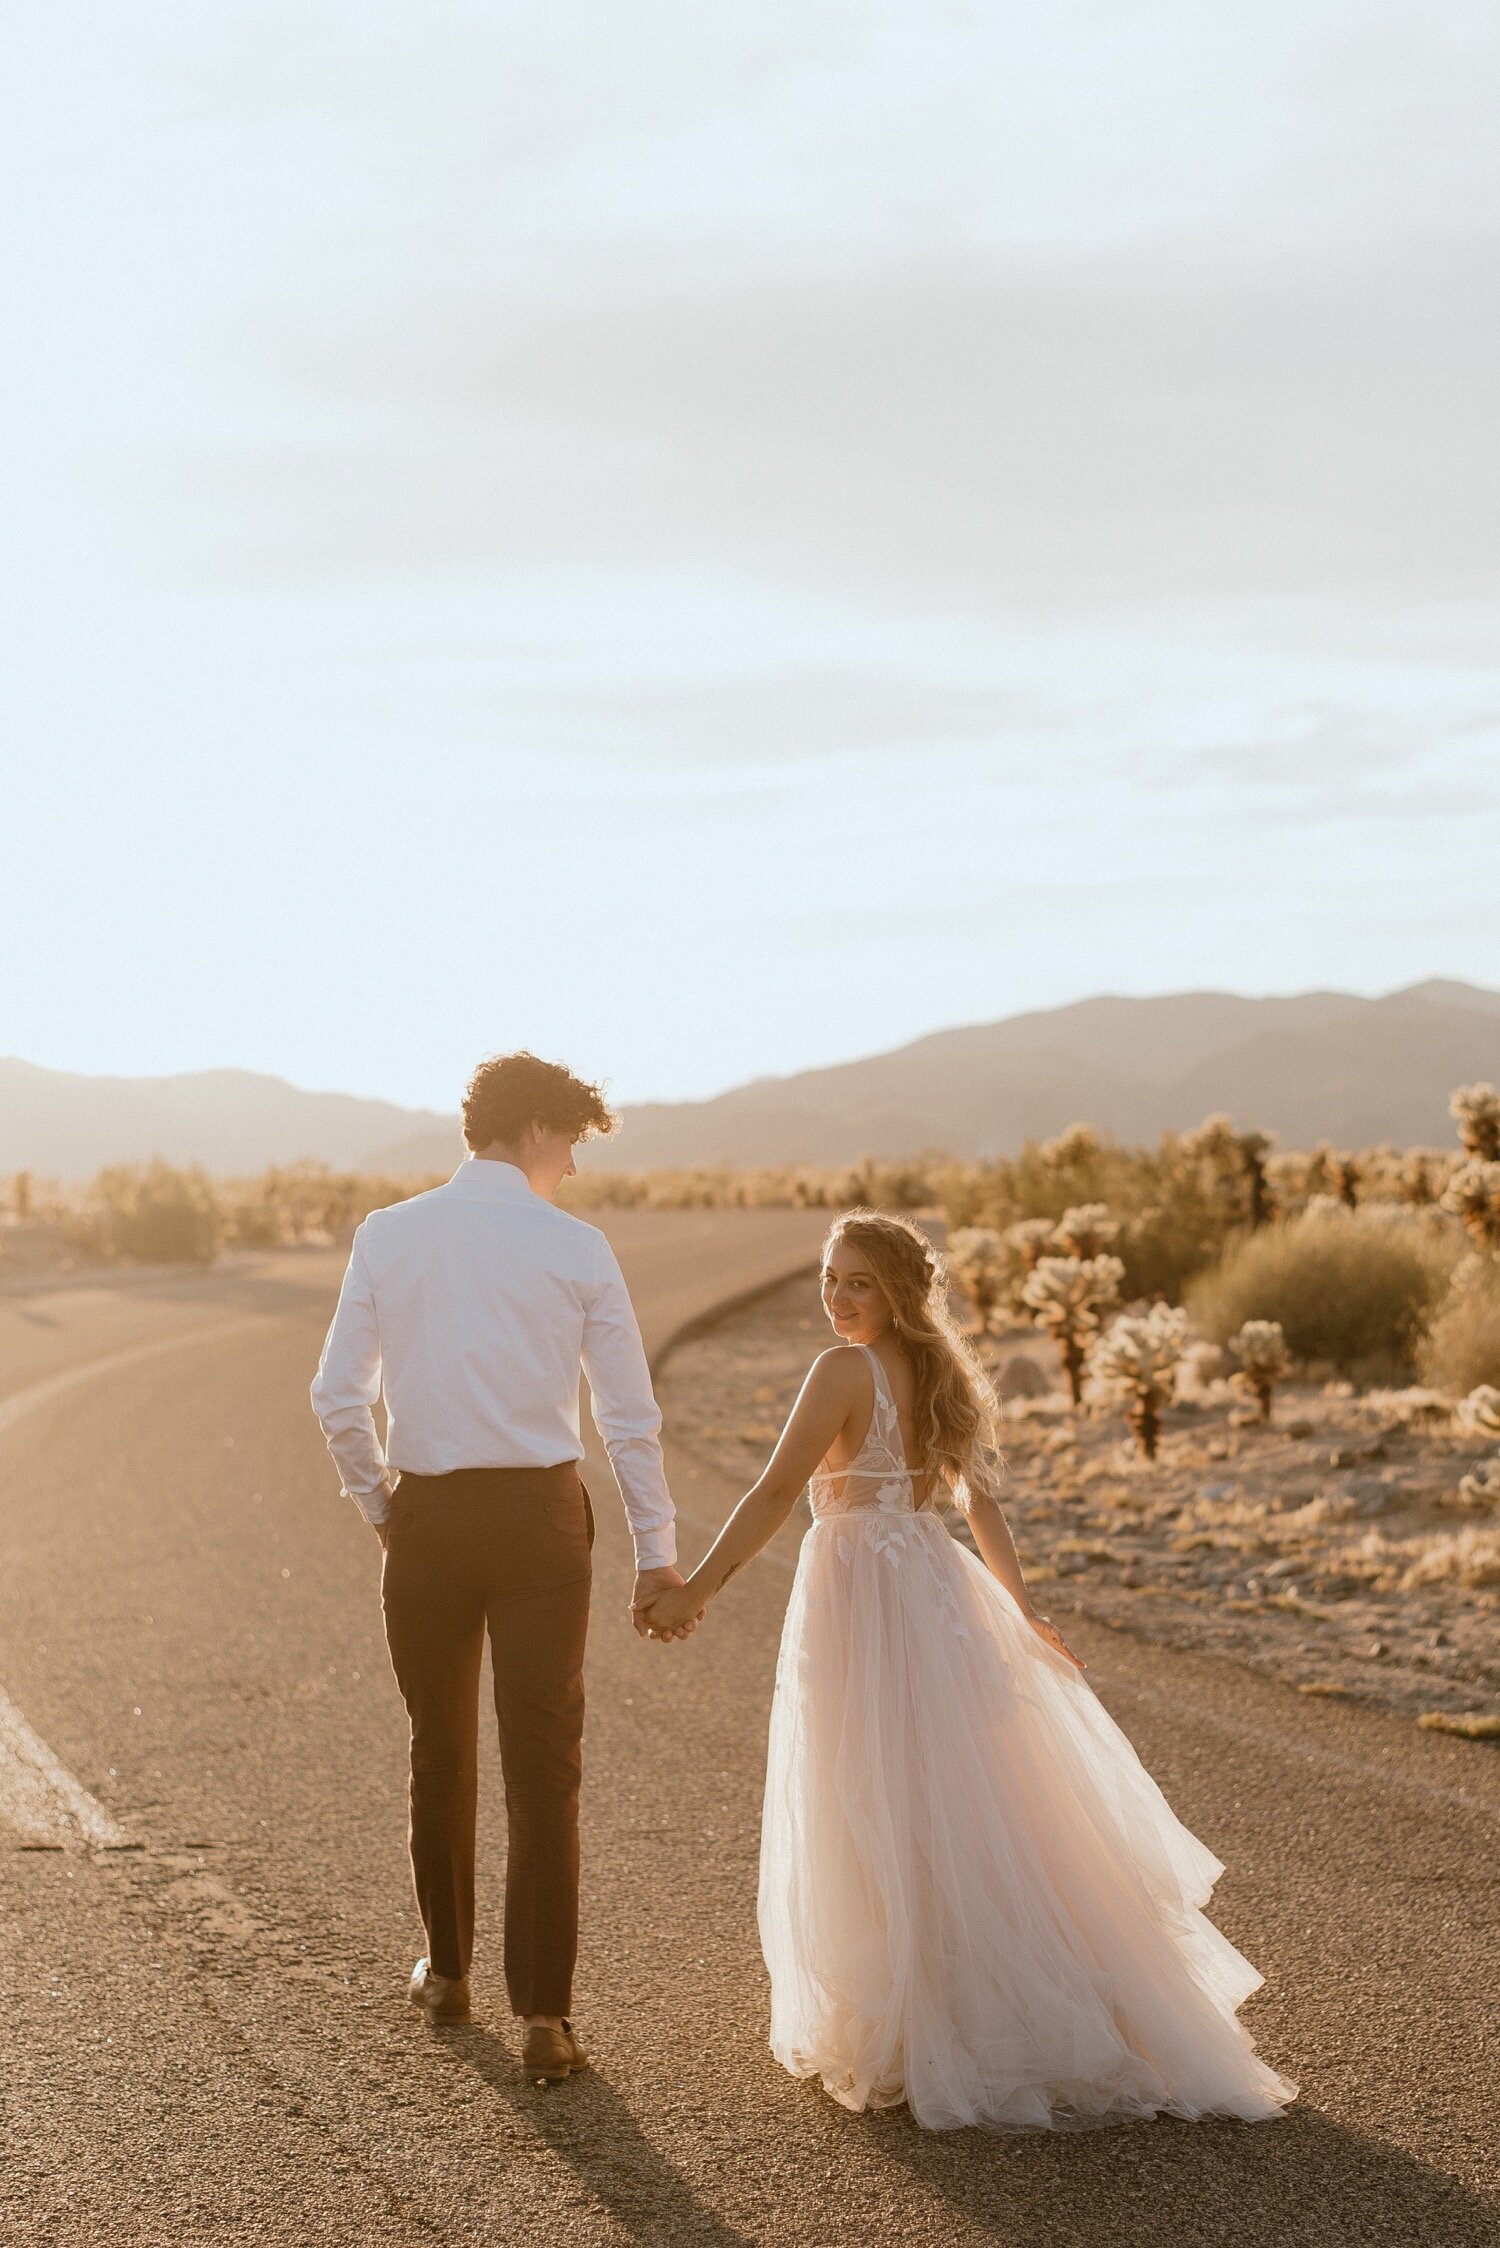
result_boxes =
[1,1218,1496,2246]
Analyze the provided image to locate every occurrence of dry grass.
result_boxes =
[1416,1710,1500,1739]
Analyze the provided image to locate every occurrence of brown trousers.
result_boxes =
[381,1463,593,2016]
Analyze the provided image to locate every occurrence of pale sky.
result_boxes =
[2,3,1497,1110]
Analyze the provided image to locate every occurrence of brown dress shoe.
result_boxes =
[522,2019,590,2086]
[407,1958,471,2025]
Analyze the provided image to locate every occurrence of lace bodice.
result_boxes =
[808,1346,926,1518]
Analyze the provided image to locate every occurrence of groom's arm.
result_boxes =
[580,1233,678,1581]
[310,1226,395,1529]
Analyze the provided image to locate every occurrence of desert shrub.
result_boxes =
[1114,1189,1232,1305]
[221,1193,290,1249]
[1418,1255,1500,1395]
[70,1160,220,1265]
[1187,1207,1455,1379]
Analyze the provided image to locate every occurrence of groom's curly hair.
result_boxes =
[462,1051,616,1150]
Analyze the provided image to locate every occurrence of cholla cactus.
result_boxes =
[1182,1113,1275,1227]
[1451,1083,1500,1163]
[1327,1150,1362,1209]
[1458,1386,1500,1438]
[1398,1149,1447,1207]
[1230,1318,1289,1422]
[1458,1462,1500,1508]
[1264,1150,1307,1217]
[1455,1386,1500,1509]
[1003,1216,1059,1311]
[944,1227,1009,1333]
[1039,1122,1100,1170]
[1052,1202,1120,1259]
[1440,1160,1500,1251]
[1090,1303,1190,1459]
[1022,1253,1124,1406]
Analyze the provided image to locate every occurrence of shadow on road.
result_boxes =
[859,2090,1499,2248]
[436,2025,759,2247]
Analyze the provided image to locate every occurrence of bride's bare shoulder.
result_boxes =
[799,1345,873,1408]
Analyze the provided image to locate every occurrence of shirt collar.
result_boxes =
[445,1157,536,1199]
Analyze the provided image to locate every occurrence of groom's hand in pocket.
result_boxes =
[631,1566,702,1643]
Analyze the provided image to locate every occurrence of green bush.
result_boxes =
[1418,1255,1500,1395]
[1187,1208,1455,1379]
[70,1160,221,1266]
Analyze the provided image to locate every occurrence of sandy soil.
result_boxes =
[657,1271,1500,1736]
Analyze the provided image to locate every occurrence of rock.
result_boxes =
[1287,1419,1316,1439]
[995,1354,1051,1401]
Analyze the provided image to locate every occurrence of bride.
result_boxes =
[639,1209,1297,2133]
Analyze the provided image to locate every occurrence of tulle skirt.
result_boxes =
[757,1508,1297,2132]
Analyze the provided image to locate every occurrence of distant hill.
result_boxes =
[0,1060,462,1180]
[4,981,1496,1178]
[590,979,1500,1168]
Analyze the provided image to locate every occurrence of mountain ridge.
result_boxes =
[3,980,1496,1177]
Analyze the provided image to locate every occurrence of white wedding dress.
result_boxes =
[757,1345,1297,2133]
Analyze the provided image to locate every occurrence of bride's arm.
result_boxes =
[636,1350,864,1632]
[963,1483,1088,1672]
[963,1486,1037,1612]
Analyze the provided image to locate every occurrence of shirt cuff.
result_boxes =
[348,1480,395,1527]
[631,1524,678,1573]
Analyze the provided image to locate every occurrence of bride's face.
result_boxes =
[821,1241,893,1343]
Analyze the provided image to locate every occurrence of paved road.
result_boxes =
[0,1218,1496,2246]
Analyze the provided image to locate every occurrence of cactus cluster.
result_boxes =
[948,1206,1126,1336]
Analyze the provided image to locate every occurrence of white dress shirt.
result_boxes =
[310,1158,676,1569]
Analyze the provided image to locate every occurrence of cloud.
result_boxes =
[187,231,1500,619]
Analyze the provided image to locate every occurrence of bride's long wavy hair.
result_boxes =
[823,1209,1003,1510]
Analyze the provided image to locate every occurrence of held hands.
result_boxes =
[630,1566,706,1644]
[636,1581,707,1640]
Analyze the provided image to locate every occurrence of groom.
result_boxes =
[311,1051,692,2083]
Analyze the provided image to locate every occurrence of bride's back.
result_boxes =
[812,1344,940,1513]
